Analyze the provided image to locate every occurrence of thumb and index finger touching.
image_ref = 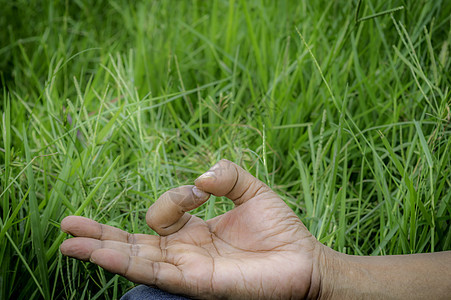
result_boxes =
[60,159,273,238]
[59,160,276,294]
[147,159,274,236]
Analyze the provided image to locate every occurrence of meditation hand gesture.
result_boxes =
[60,160,322,299]
[61,159,451,299]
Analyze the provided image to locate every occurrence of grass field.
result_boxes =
[1,0,450,298]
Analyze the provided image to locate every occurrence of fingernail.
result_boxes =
[192,186,209,199]
[196,171,215,181]
[89,257,96,263]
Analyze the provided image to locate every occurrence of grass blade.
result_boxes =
[414,120,433,168]
[357,6,404,23]
[23,124,50,299]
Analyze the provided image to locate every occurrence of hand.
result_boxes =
[60,159,324,299]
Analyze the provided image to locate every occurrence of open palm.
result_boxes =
[60,160,321,299]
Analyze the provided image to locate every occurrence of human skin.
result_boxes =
[60,159,451,299]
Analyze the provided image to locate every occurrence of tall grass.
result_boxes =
[1,0,450,298]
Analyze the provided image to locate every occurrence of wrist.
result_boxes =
[305,243,342,300]
[315,246,383,300]
[313,245,352,300]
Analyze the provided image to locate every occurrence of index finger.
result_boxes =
[146,185,210,236]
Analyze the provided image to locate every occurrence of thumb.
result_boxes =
[194,159,275,205]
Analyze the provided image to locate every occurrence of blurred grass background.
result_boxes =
[1,0,450,298]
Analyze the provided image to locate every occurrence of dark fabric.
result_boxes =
[121,285,191,300]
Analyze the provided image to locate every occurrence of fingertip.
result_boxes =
[61,215,90,231]
[194,159,229,185]
[59,237,101,260]
[59,240,69,255]
[194,171,216,186]
[194,159,238,197]
[59,240,73,258]
[194,159,273,204]
[192,186,210,200]
[60,216,75,234]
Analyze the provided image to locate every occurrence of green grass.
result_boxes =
[1,0,450,298]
